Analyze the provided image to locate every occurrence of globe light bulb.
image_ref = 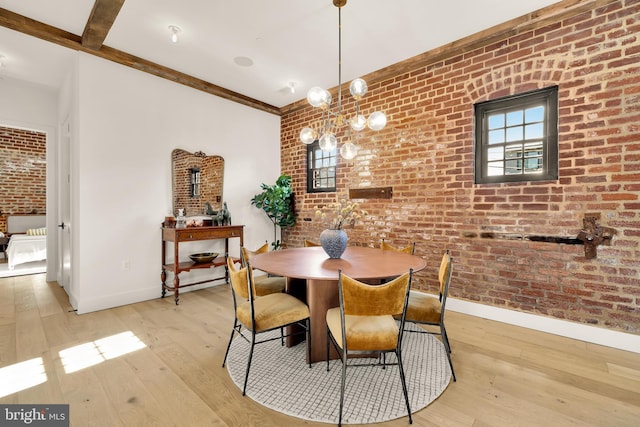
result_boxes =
[299,127,317,144]
[340,142,358,160]
[349,78,368,99]
[307,87,332,108]
[367,111,387,131]
[319,133,337,151]
[350,114,366,131]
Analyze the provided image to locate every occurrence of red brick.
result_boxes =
[279,0,640,336]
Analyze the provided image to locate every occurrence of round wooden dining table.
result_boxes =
[250,246,427,363]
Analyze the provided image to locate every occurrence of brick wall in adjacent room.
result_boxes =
[0,126,47,233]
[279,0,640,335]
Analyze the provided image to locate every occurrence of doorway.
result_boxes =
[0,125,48,277]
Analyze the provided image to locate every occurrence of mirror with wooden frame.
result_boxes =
[171,149,224,216]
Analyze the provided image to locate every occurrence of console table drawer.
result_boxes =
[176,228,241,241]
[162,225,244,242]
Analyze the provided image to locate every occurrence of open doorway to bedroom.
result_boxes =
[0,125,47,278]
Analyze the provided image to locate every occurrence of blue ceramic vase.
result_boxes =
[320,229,348,259]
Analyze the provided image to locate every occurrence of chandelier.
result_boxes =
[299,0,387,160]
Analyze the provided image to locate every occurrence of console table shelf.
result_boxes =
[163,256,234,273]
[161,224,244,304]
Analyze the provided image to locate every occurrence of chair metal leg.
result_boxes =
[396,349,413,424]
[326,326,331,371]
[440,324,456,381]
[338,349,347,427]
[242,332,256,396]
[441,324,452,353]
[222,320,239,367]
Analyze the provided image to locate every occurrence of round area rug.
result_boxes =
[225,323,452,424]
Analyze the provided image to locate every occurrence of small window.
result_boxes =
[474,86,558,184]
[307,140,336,193]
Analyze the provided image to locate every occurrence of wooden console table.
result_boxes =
[161,224,244,304]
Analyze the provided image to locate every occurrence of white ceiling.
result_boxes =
[0,0,562,108]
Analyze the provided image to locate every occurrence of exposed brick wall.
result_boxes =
[0,126,47,233]
[280,0,640,335]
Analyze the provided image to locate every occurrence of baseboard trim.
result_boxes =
[75,281,225,314]
[447,298,640,354]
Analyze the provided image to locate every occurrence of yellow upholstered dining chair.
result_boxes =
[381,238,416,255]
[241,241,286,296]
[326,270,414,426]
[222,256,311,395]
[304,239,321,247]
[402,250,456,381]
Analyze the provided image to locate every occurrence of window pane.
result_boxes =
[506,126,523,142]
[489,129,504,144]
[525,106,544,122]
[487,161,504,176]
[506,110,523,126]
[524,141,543,157]
[525,157,543,173]
[505,144,522,159]
[505,159,522,174]
[487,146,503,161]
[525,123,543,139]
[488,114,504,129]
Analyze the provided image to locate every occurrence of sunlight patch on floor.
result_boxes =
[0,357,47,398]
[59,331,146,374]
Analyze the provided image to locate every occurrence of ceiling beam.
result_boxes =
[0,7,280,116]
[82,0,125,50]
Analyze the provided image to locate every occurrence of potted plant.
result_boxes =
[250,174,296,250]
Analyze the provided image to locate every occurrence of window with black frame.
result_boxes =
[474,86,559,184]
[307,140,337,193]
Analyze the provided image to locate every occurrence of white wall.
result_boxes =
[0,77,59,283]
[72,53,281,313]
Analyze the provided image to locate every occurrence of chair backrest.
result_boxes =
[381,239,415,255]
[241,241,269,266]
[227,257,261,330]
[339,270,412,317]
[338,270,413,351]
[304,239,320,247]
[438,250,453,308]
[227,256,252,300]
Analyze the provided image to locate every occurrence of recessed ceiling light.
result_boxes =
[234,56,254,67]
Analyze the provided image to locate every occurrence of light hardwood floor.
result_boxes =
[0,273,639,426]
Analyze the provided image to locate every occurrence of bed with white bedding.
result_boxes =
[6,215,47,270]
[7,234,47,270]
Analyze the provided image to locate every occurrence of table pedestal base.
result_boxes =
[286,277,340,364]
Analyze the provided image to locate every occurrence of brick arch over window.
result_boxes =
[465,56,569,103]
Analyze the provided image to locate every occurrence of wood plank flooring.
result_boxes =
[0,273,639,426]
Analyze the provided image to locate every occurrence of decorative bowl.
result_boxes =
[189,252,219,263]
